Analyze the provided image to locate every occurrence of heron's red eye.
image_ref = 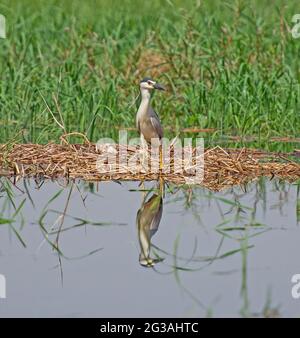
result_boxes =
[147,81,151,85]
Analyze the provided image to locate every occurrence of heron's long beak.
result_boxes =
[154,83,165,91]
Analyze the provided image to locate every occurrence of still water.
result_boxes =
[0,177,299,317]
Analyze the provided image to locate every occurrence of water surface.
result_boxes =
[0,177,299,317]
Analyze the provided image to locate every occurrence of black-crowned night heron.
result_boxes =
[136,189,163,267]
[136,77,165,172]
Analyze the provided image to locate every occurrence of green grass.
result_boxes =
[0,0,299,151]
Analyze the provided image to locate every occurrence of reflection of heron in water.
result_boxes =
[136,182,164,267]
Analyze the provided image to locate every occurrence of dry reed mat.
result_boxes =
[0,141,299,191]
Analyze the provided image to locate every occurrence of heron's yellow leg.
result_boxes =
[159,144,163,173]
[158,144,165,196]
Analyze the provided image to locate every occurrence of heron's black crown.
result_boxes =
[140,77,154,83]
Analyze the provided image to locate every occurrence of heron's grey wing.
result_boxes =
[149,108,163,139]
[136,118,140,134]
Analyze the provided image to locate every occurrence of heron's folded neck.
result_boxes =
[138,89,151,116]
[141,89,151,102]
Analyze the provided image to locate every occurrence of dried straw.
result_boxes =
[0,140,299,191]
